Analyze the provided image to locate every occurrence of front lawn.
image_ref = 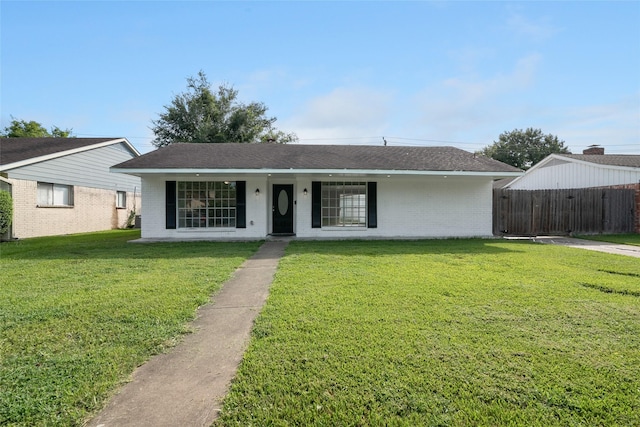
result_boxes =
[576,233,640,246]
[216,239,640,426]
[0,230,261,426]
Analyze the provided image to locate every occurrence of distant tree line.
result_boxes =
[1,117,73,138]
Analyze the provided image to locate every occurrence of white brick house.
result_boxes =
[0,138,141,239]
[111,144,521,241]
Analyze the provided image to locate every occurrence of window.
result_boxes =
[37,182,74,206]
[177,181,237,228]
[321,182,366,227]
[116,191,126,208]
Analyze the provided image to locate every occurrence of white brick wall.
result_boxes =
[140,176,268,240]
[8,178,141,239]
[295,176,492,239]
[140,174,494,240]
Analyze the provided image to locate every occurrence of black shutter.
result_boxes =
[166,181,177,229]
[311,181,322,228]
[236,181,246,228]
[367,181,377,228]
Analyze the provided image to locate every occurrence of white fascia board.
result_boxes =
[117,138,141,157]
[503,155,557,188]
[1,138,139,171]
[110,167,523,179]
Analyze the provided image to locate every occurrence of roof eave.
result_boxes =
[110,167,523,178]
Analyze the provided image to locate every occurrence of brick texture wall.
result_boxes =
[9,178,142,239]
[140,175,494,240]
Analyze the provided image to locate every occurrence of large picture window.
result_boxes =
[177,181,236,228]
[37,182,74,207]
[321,182,367,227]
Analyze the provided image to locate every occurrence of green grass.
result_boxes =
[575,233,640,246]
[0,230,261,427]
[216,239,640,426]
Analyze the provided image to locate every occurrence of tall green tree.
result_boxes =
[151,71,297,147]
[1,118,73,138]
[481,128,570,170]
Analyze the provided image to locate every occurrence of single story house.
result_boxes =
[111,143,521,240]
[0,137,141,239]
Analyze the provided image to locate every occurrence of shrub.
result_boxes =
[0,190,13,236]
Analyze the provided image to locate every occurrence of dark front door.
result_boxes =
[272,184,294,234]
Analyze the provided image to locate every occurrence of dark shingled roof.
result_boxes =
[0,138,123,167]
[560,154,640,168]
[113,143,522,173]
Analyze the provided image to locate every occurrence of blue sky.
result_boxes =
[2,1,639,154]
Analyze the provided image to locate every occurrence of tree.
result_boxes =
[481,128,570,170]
[151,71,297,147]
[0,118,73,138]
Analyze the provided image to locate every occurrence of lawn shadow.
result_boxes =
[0,234,263,261]
[286,238,525,257]
[2,233,527,262]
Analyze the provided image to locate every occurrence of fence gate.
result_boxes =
[493,188,635,236]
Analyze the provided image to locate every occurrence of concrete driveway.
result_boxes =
[532,236,640,258]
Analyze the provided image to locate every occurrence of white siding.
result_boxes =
[510,161,640,190]
[139,174,494,240]
[6,143,140,192]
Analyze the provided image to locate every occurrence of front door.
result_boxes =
[272,184,294,234]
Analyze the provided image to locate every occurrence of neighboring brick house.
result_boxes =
[111,143,522,241]
[0,138,141,239]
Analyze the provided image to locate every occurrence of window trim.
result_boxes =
[116,191,126,209]
[321,181,367,228]
[37,182,74,207]
[312,181,377,229]
[175,181,240,229]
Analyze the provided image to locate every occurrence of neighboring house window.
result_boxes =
[116,191,126,208]
[321,182,367,227]
[177,181,236,228]
[37,182,74,207]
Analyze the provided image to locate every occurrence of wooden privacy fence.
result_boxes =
[493,188,636,236]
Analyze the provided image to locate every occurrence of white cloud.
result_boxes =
[282,86,394,143]
[506,11,559,42]
[413,53,542,138]
[550,94,640,154]
[239,67,312,99]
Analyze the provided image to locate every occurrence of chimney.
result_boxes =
[583,145,604,155]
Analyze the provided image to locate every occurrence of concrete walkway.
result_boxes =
[532,236,640,258]
[87,240,288,427]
